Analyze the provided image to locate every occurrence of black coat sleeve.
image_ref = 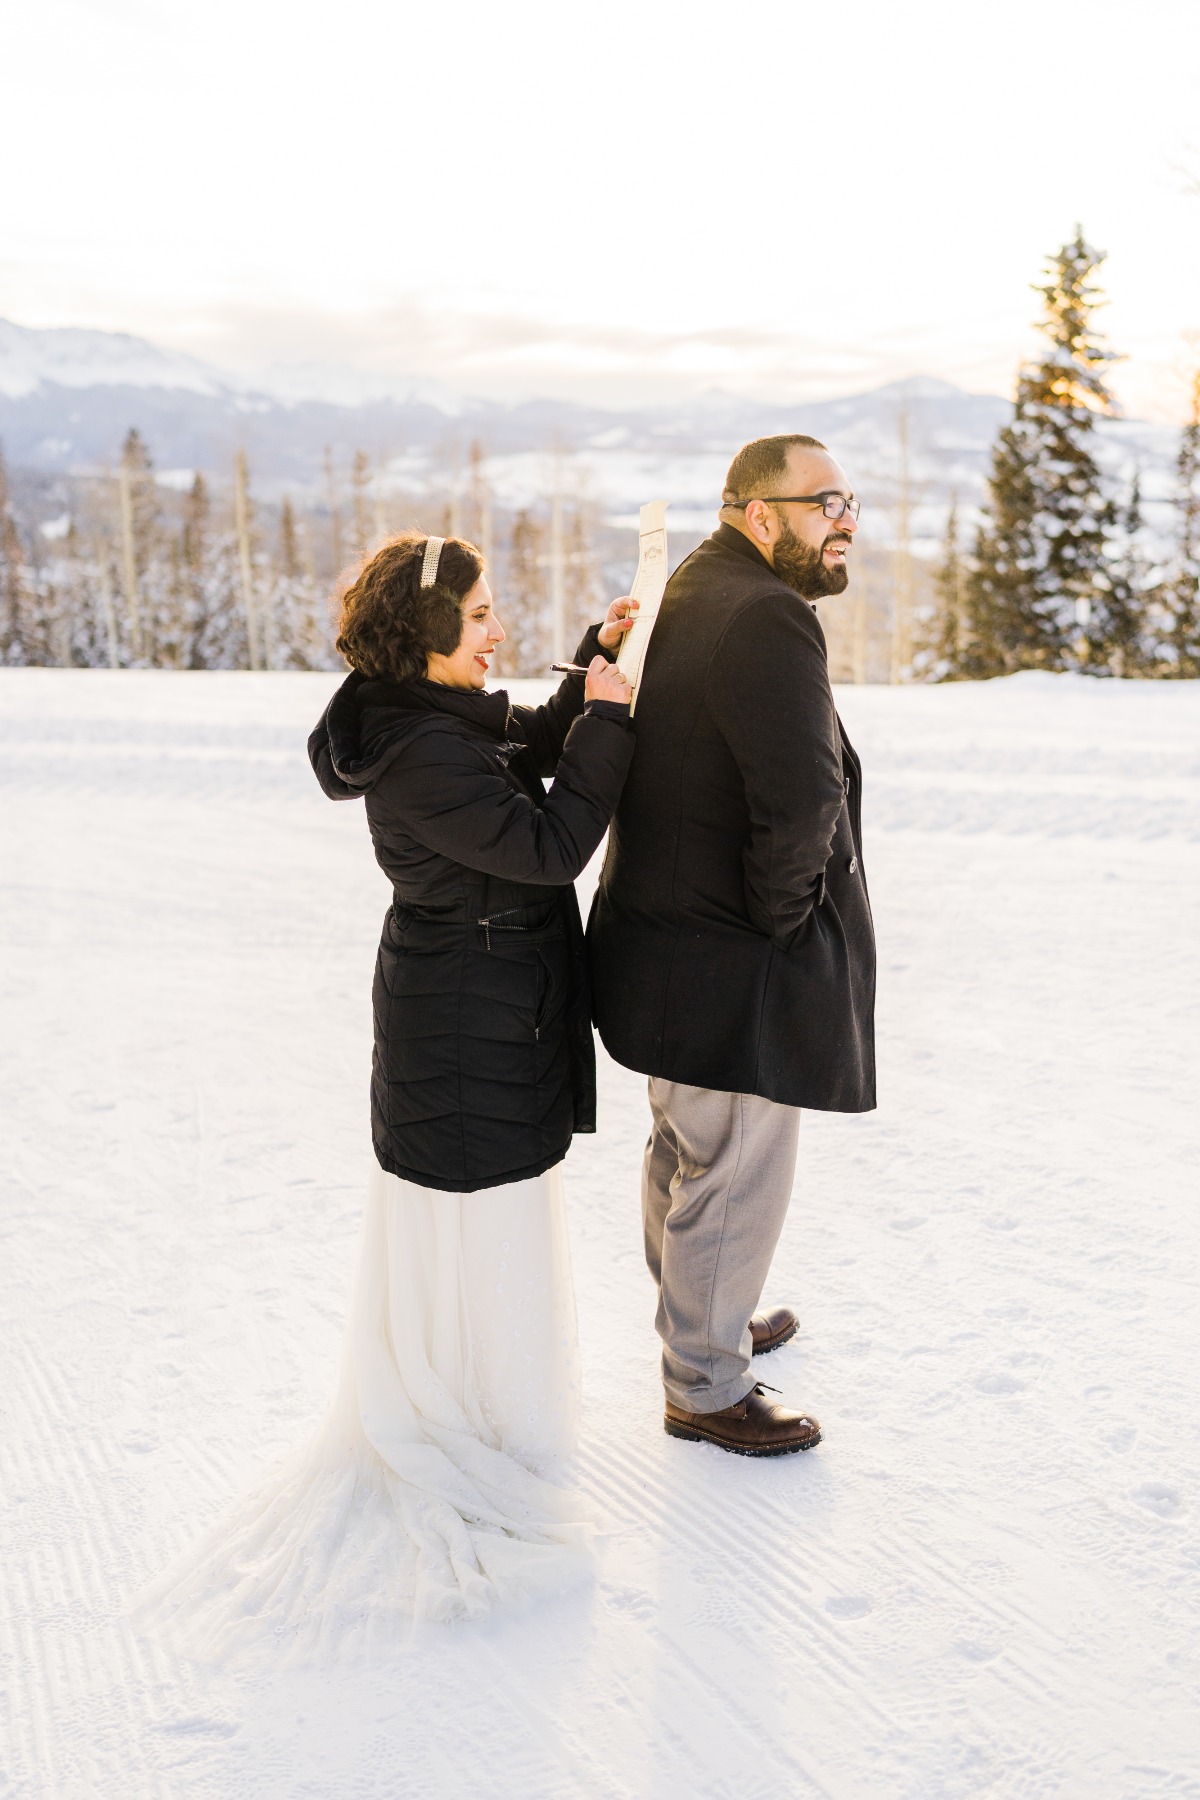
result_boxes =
[308,718,357,799]
[706,594,846,949]
[376,706,634,886]
[508,624,615,777]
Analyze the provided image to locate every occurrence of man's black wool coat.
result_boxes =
[588,524,876,1112]
[310,631,634,1191]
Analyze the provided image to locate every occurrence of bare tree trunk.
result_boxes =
[852,561,868,684]
[480,484,493,570]
[351,450,372,561]
[373,457,388,548]
[117,464,142,660]
[890,405,913,683]
[548,475,566,665]
[234,450,261,670]
[98,553,120,668]
[469,440,493,567]
[324,447,343,577]
[260,577,275,670]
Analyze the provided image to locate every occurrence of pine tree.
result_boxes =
[1165,373,1200,676]
[1085,471,1157,675]
[961,229,1119,675]
[46,520,109,668]
[271,498,334,669]
[916,496,966,680]
[958,414,1042,676]
[191,531,248,669]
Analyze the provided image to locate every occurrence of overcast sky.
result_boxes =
[3,0,1199,417]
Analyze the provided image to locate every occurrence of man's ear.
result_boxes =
[743,499,774,545]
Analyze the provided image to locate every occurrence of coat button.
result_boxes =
[847,855,858,875]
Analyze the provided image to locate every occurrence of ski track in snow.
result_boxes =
[1,668,1198,1799]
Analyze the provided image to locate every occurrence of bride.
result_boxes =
[143,530,634,1659]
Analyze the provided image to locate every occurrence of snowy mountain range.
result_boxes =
[0,317,1181,540]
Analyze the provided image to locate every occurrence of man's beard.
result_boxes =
[772,517,851,598]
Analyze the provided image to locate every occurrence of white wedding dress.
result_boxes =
[139,1161,593,1663]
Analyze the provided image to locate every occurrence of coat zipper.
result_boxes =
[476,905,532,952]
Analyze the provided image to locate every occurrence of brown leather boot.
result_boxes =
[664,1385,821,1456]
[750,1305,798,1355]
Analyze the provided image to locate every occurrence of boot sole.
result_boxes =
[663,1418,821,1456]
[751,1321,798,1356]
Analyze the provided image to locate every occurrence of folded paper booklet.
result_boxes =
[615,500,668,715]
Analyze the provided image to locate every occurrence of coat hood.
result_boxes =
[308,670,515,800]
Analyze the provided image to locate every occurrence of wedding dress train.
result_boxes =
[139,1162,593,1663]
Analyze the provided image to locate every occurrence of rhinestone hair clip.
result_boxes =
[420,535,445,589]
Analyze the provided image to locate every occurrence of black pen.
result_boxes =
[550,662,591,674]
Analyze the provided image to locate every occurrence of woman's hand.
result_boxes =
[585,655,632,706]
[597,596,639,652]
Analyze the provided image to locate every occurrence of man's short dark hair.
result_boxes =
[722,434,827,505]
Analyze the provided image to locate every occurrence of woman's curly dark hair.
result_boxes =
[335,531,485,682]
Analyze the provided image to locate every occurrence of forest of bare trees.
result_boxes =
[3,239,1198,683]
[0,430,608,679]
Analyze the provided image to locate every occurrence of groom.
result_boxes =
[589,434,876,1455]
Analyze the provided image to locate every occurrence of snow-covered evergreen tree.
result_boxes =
[191,526,249,670]
[271,498,336,669]
[1165,373,1200,676]
[45,522,111,667]
[916,496,965,680]
[0,448,33,664]
[6,565,61,664]
[1084,471,1159,675]
[961,230,1120,675]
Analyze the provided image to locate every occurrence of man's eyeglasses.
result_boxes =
[725,491,862,522]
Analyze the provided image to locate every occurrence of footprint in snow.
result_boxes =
[954,1636,1001,1663]
[1102,1425,1137,1454]
[1130,1482,1185,1519]
[975,1371,1027,1396]
[825,1595,872,1620]
[600,1582,656,1619]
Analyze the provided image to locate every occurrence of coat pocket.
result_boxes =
[533,939,569,1042]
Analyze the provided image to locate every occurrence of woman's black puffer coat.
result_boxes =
[308,629,634,1193]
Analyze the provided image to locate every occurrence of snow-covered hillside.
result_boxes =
[0,316,1016,521]
[0,319,235,401]
[1,317,1183,541]
[1,669,1197,1797]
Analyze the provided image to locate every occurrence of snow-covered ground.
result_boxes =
[2,668,1198,1799]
